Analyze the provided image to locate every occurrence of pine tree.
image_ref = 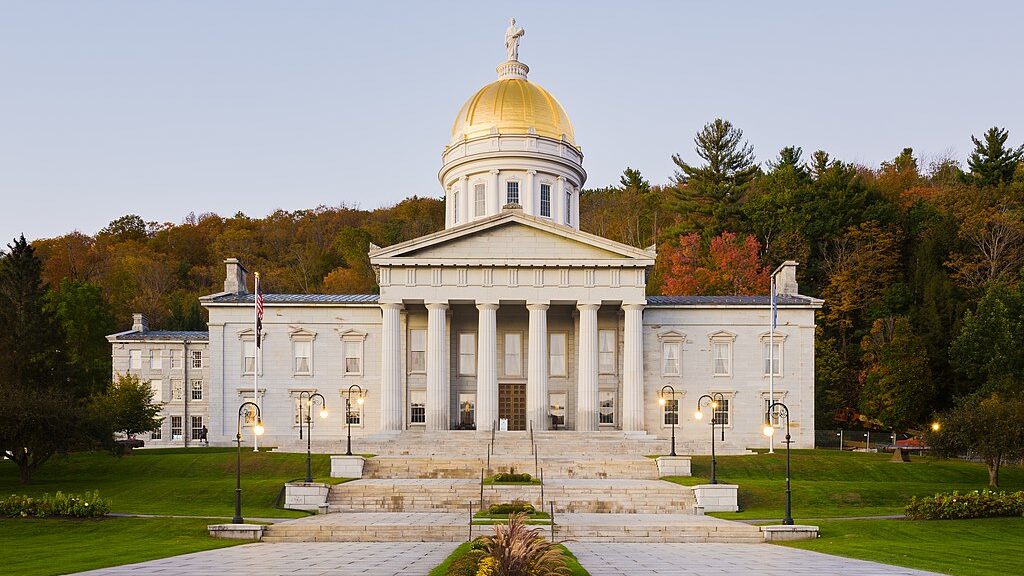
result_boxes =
[767,146,808,178]
[619,167,651,195]
[967,127,1024,187]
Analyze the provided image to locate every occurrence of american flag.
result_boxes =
[255,275,263,349]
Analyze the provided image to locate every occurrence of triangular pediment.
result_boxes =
[369,210,655,264]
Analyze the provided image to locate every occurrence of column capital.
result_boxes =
[425,301,449,311]
[460,174,469,182]
[556,175,565,183]
[622,303,646,312]
[489,169,500,175]
[476,301,500,311]
[526,302,550,311]
[380,302,404,311]
[526,169,537,175]
[576,302,601,312]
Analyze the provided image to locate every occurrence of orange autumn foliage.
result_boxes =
[661,232,770,296]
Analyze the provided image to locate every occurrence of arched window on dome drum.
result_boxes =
[474,184,486,217]
[452,191,459,224]
[565,190,572,225]
[506,181,519,206]
[540,184,551,217]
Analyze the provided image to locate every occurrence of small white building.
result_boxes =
[109,33,822,452]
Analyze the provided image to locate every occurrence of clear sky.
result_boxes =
[2,1,1022,241]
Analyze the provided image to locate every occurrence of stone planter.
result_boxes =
[207,524,265,540]
[762,524,819,541]
[331,455,365,478]
[691,483,738,512]
[284,482,330,512]
[655,456,692,477]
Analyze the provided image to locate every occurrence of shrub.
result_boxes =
[492,468,533,483]
[905,490,1024,520]
[0,491,110,518]
[444,549,486,576]
[476,513,570,576]
[487,500,536,515]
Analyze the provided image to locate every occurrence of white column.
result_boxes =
[526,302,549,431]
[525,170,537,215]
[576,302,600,431]
[488,169,500,215]
[476,302,499,431]
[380,302,404,431]
[459,176,470,225]
[622,303,645,432]
[555,176,566,225]
[426,302,449,431]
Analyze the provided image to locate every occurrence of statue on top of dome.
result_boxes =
[505,18,525,62]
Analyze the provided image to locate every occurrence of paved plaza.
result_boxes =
[566,542,945,576]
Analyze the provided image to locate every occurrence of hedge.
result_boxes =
[905,490,1024,520]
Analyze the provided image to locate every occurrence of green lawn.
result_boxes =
[782,517,1024,576]
[429,541,589,576]
[0,448,337,518]
[0,517,245,576]
[663,449,1024,520]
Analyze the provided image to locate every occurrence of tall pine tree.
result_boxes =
[967,127,1024,187]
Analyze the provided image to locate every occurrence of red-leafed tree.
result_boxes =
[661,232,770,296]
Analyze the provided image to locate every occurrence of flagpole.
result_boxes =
[768,274,775,455]
[253,271,260,452]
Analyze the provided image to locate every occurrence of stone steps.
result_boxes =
[325,479,695,514]
[362,455,660,480]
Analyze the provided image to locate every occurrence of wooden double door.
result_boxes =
[498,383,527,431]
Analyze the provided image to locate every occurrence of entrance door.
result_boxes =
[498,383,527,431]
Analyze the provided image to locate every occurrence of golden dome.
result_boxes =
[450,77,576,147]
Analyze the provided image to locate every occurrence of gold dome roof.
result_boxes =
[450,77,576,147]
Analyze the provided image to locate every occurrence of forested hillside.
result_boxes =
[16,120,1024,429]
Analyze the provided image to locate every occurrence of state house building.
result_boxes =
[108,35,822,452]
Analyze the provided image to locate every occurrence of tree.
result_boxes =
[766,146,809,179]
[671,119,759,233]
[619,166,651,195]
[967,127,1024,188]
[91,373,164,443]
[661,232,769,296]
[859,316,934,432]
[45,279,116,397]
[929,392,1024,487]
[98,214,149,242]
[949,283,1024,396]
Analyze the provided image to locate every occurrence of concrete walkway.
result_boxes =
[567,542,945,576]
[72,542,458,576]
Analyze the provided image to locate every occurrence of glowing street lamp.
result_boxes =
[658,385,678,456]
[233,401,265,524]
[763,401,793,525]
[345,384,365,456]
[298,391,327,483]
[931,421,941,432]
[695,393,725,484]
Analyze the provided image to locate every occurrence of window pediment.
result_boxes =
[289,326,317,341]
[709,330,737,342]
[335,328,368,341]
[657,330,686,342]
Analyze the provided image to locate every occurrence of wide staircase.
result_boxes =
[262,430,762,544]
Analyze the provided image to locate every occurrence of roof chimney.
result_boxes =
[224,258,248,295]
[773,261,800,296]
[131,313,148,333]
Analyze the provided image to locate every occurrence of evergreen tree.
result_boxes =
[45,279,116,397]
[859,316,934,433]
[967,127,1024,187]
[767,146,809,179]
[619,166,651,195]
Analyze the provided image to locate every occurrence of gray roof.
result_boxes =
[646,295,818,306]
[112,330,209,342]
[205,293,380,304]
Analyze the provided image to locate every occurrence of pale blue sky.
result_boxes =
[2,1,1022,240]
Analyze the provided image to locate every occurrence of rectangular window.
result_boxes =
[540,184,551,217]
[474,184,486,216]
[191,415,204,440]
[453,191,459,223]
[662,342,681,376]
[410,390,426,424]
[170,416,183,440]
[763,341,782,375]
[504,332,522,376]
[191,380,203,401]
[764,397,783,427]
[170,350,181,369]
[150,380,163,403]
[714,398,731,426]
[506,181,519,205]
[243,339,256,374]
[409,329,426,373]
[663,398,679,426]
[713,341,731,375]
[150,426,162,440]
[347,397,363,425]
[549,333,567,377]
[459,333,476,376]
[171,380,183,401]
[599,330,616,374]
[294,340,312,374]
[458,393,475,429]
[549,392,567,428]
[599,390,615,425]
[343,340,362,375]
[191,350,203,369]
[565,190,572,224]
[129,350,142,370]
[150,350,162,370]
[241,399,257,427]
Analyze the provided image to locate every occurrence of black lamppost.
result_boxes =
[763,401,793,525]
[695,392,725,484]
[657,385,678,456]
[233,401,264,524]
[298,391,327,483]
[345,384,365,456]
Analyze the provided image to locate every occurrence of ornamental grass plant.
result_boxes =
[475,513,570,576]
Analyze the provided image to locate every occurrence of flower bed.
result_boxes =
[905,490,1024,520]
[0,491,110,518]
